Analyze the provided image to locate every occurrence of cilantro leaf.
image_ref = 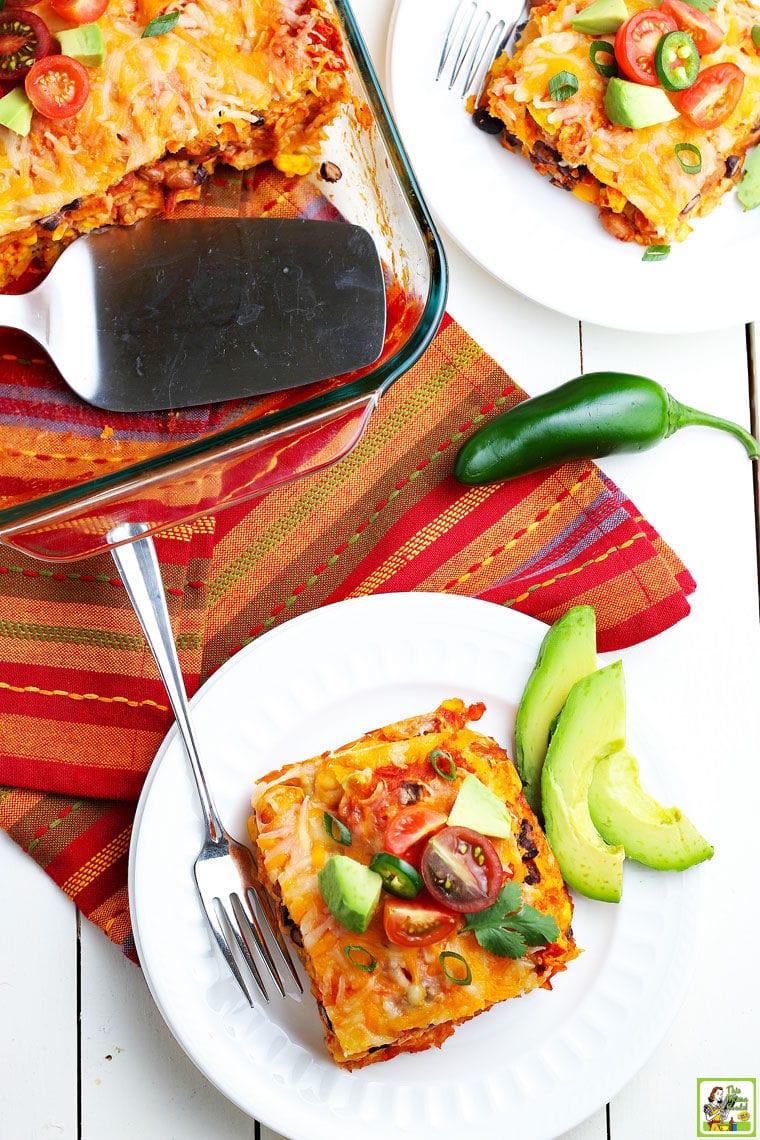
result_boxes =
[462,882,521,932]
[474,925,528,959]
[509,904,560,946]
[679,0,717,11]
[462,884,560,959]
[142,11,180,37]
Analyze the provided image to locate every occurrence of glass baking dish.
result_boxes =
[0,0,447,561]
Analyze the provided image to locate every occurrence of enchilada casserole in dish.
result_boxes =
[478,0,760,245]
[0,0,348,287]
[248,698,579,1069]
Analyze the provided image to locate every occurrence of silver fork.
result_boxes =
[110,521,302,1006]
[437,0,531,99]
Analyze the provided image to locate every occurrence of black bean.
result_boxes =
[725,155,741,178]
[319,160,343,183]
[471,107,505,136]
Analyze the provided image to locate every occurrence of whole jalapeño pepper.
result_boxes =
[454,372,760,484]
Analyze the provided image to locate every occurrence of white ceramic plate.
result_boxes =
[387,0,760,332]
[130,593,703,1140]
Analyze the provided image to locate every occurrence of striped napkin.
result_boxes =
[0,170,695,961]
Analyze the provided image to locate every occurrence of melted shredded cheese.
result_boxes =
[0,0,348,239]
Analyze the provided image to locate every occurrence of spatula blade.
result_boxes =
[44,218,387,412]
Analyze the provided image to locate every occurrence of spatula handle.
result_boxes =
[0,288,48,348]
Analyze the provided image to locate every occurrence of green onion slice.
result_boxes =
[548,70,579,102]
[752,24,760,50]
[675,142,702,173]
[142,11,180,37]
[429,748,457,781]
[439,951,472,985]
[642,244,671,261]
[344,945,377,972]
[323,811,352,846]
[589,41,616,78]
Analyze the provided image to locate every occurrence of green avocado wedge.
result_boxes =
[588,746,714,870]
[515,605,598,815]
[541,661,626,902]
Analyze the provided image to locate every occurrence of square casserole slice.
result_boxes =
[479,0,760,244]
[249,698,579,1069]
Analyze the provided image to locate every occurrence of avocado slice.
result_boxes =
[604,77,680,129]
[738,145,760,211]
[0,88,33,138]
[447,773,512,838]
[571,0,628,35]
[588,746,714,870]
[541,661,626,902]
[318,854,382,933]
[57,23,106,68]
[515,605,597,816]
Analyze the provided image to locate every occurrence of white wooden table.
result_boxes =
[2,3,758,1138]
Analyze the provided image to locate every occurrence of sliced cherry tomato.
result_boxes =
[25,54,89,118]
[420,825,502,913]
[614,9,677,86]
[659,0,724,55]
[654,30,700,92]
[50,0,108,22]
[369,852,424,899]
[383,897,460,947]
[384,805,448,861]
[672,62,745,129]
[0,9,51,80]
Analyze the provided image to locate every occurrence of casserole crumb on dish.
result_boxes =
[477,0,760,245]
[248,698,579,1069]
[0,0,348,287]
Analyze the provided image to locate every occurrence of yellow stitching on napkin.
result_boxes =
[502,533,648,606]
[62,827,132,897]
[0,679,168,711]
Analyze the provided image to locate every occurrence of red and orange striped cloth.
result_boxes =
[0,173,695,962]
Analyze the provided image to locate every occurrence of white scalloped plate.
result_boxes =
[129,593,704,1140]
[387,0,760,332]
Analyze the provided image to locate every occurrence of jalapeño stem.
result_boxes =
[666,396,760,459]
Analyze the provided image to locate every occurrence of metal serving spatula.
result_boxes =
[0,217,387,411]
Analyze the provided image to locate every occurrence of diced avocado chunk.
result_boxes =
[515,605,597,816]
[571,0,628,35]
[588,746,714,870]
[447,773,512,838]
[737,145,760,211]
[541,661,626,902]
[604,77,680,128]
[318,854,382,933]
[0,87,33,138]
[57,23,106,67]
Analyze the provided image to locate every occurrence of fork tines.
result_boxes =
[437,2,506,96]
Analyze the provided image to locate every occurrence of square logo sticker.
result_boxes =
[698,1079,756,1135]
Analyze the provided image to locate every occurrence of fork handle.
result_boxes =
[109,522,225,841]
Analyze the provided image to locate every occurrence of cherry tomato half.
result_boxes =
[614,9,677,86]
[25,54,90,118]
[672,62,745,129]
[659,0,724,55]
[0,9,51,80]
[384,805,448,861]
[420,825,502,913]
[383,897,460,947]
[51,0,109,22]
